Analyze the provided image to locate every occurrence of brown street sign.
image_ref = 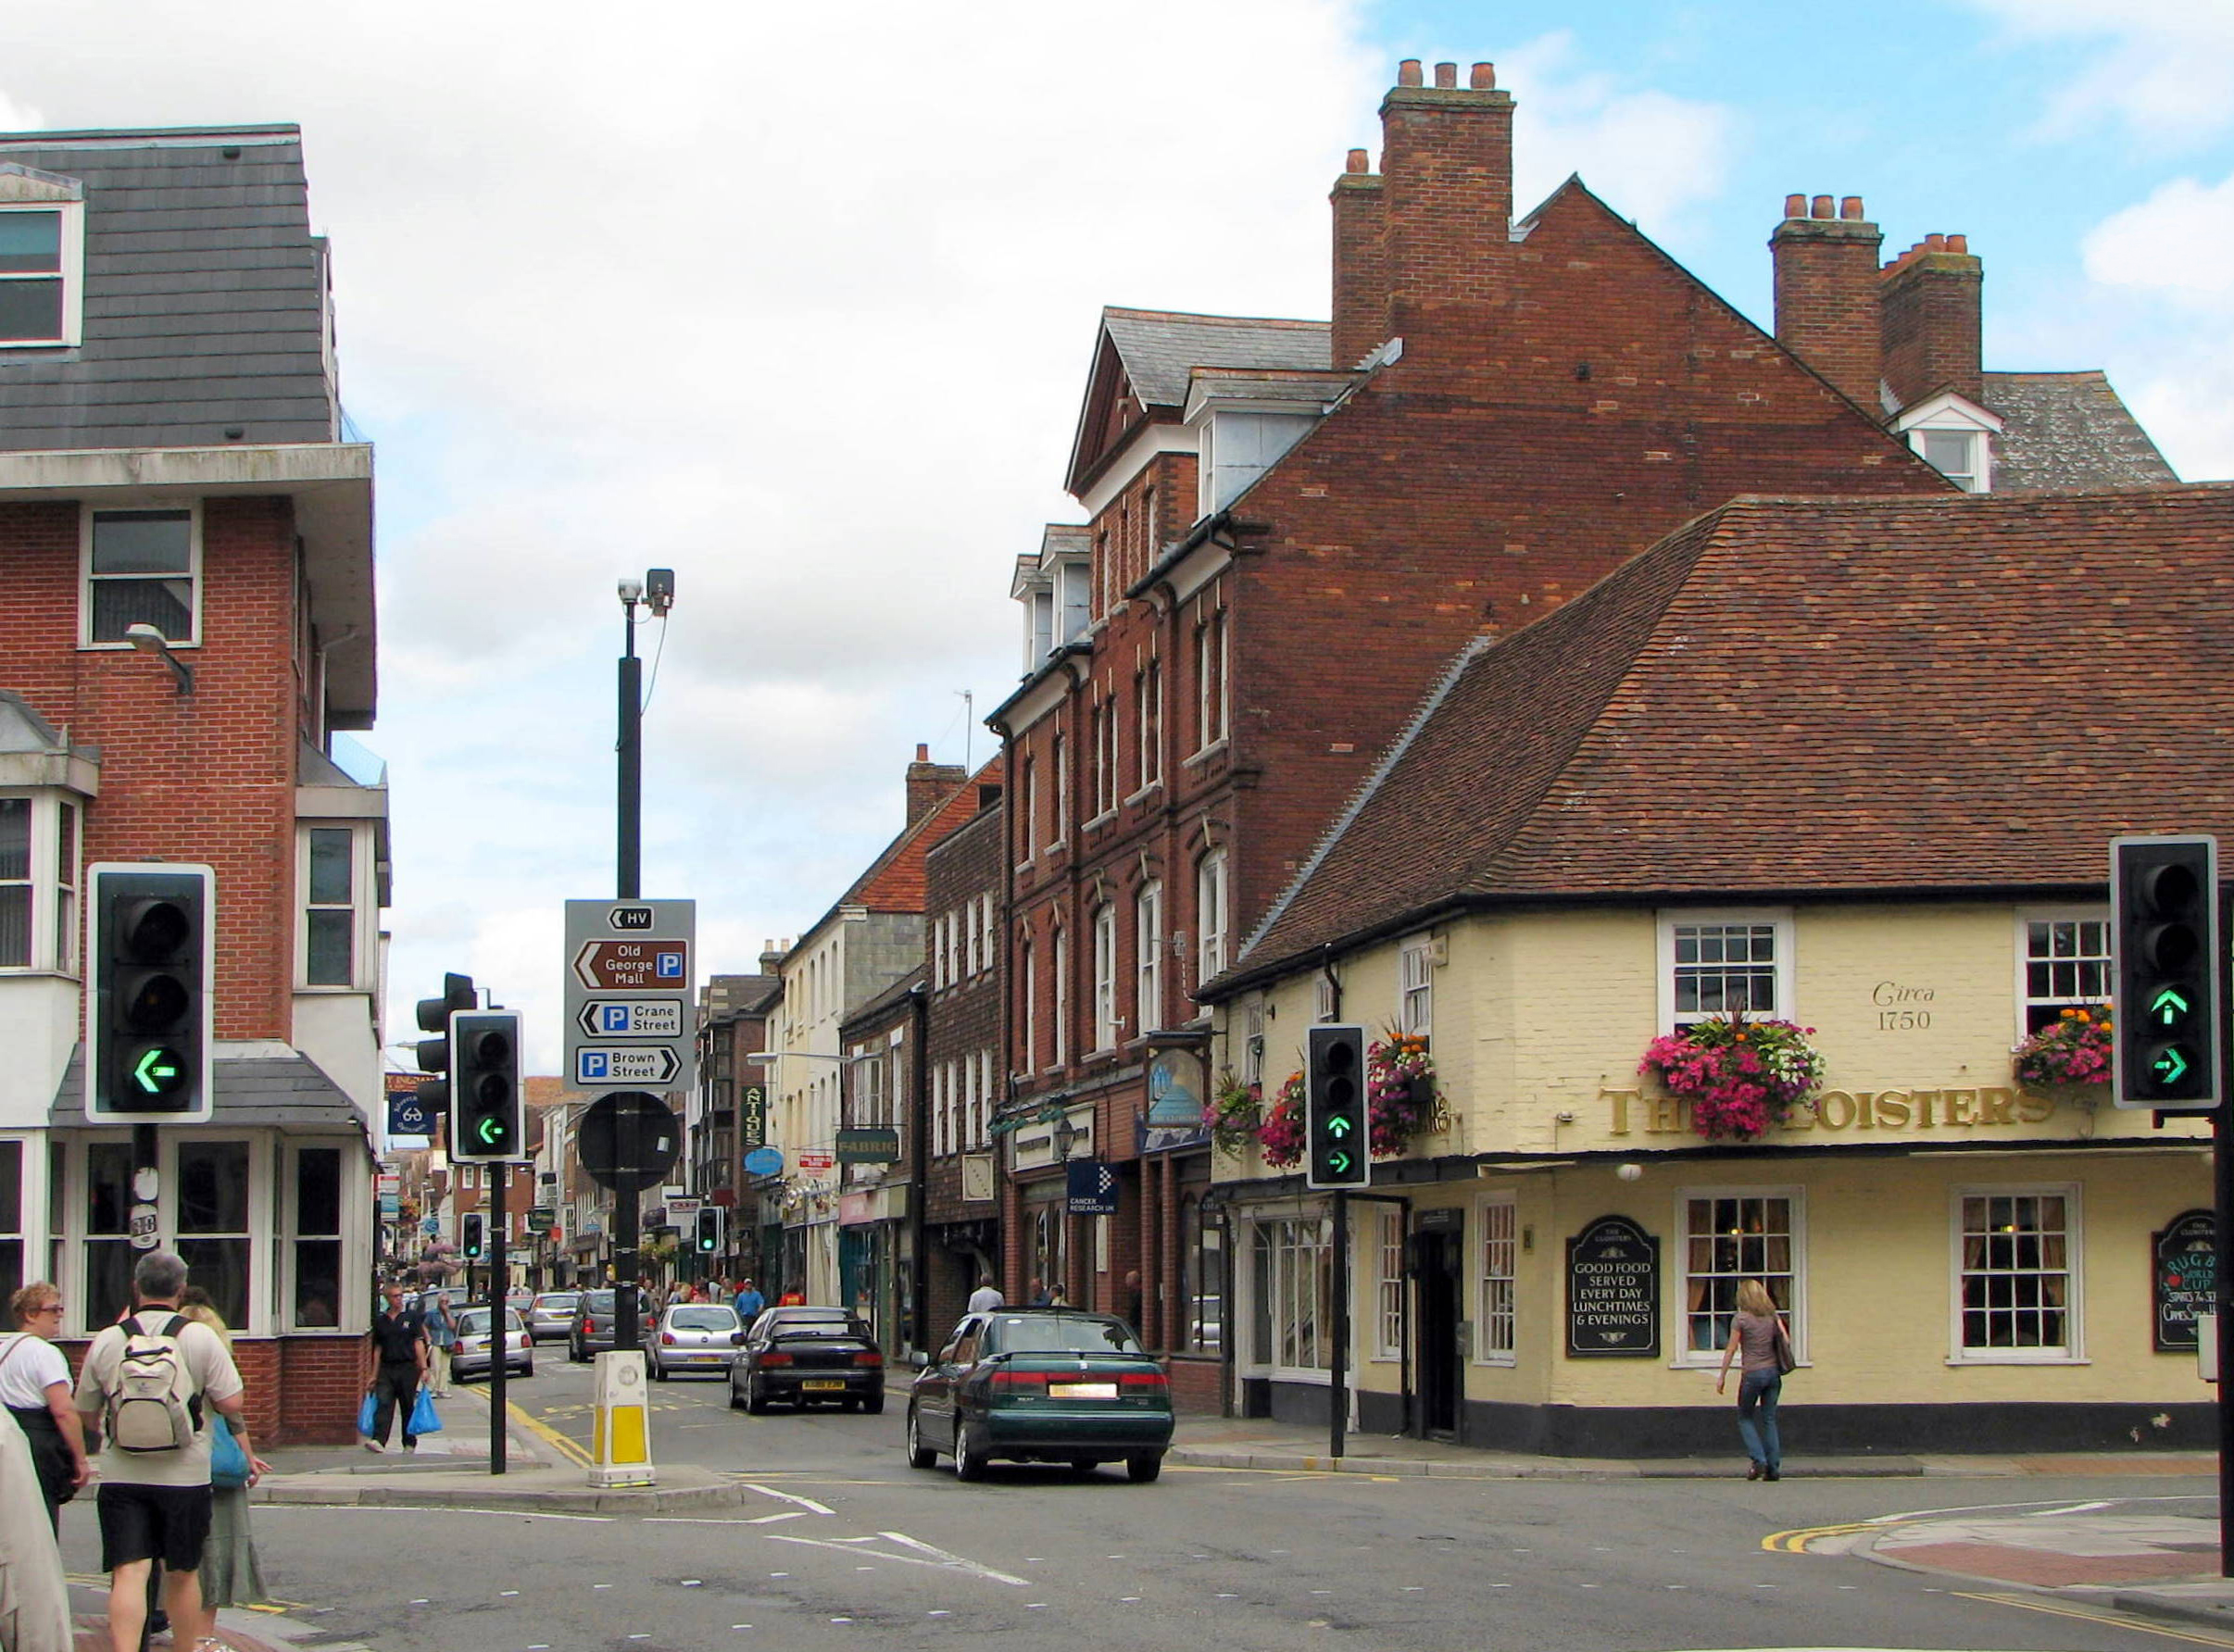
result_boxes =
[572,938,690,992]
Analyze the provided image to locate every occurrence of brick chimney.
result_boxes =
[904,743,966,828]
[759,937,788,975]
[1879,232,1983,409]
[1771,194,1883,410]
[1334,60,1513,359]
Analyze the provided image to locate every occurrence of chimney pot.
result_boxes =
[1947,232,1968,254]
[1346,147,1369,174]
[1470,62,1496,89]
[1434,61,1457,88]
[1811,194,1834,219]
[915,742,929,761]
[1840,195,1864,220]
[1397,58,1424,86]
[1926,232,1947,252]
[1784,193,1807,219]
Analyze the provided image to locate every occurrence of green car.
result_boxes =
[906,1308,1173,1483]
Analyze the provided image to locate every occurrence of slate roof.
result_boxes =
[0,126,338,450]
[1100,307,1331,409]
[1229,483,2234,987]
[1984,371,2179,494]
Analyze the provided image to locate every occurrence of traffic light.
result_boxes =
[460,1212,484,1260]
[1305,1023,1370,1190]
[86,864,214,1123]
[413,972,475,1114]
[2113,834,2220,1110]
[695,1206,725,1255]
[449,1009,524,1163]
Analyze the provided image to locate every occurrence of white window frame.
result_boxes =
[1135,659,1162,792]
[966,900,983,977]
[1673,1185,1804,1369]
[1241,995,1265,1087]
[1020,757,1038,867]
[297,820,374,992]
[1019,938,1036,1073]
[282,1139,353,1332]
[1243,1210,1334,1382]
[1374,1208,1404,1360]
[1314,973,1337,1023]
[1050,926,1069,1069]
[1893,392,2002,494]
[2014,907,2111,1042]
[1135,881,1163,1036]
[0,791,82,976]
[1656,907,1795,1030]
[1950,1183,2084,1365]
[1197,849,1228,985]
[1091,904,1118,1052]
[80,501,204,650]
[1399,936,1434,1038]
[1049,732,1069,848]
[0,199,86,350]
[979,895,996,976]
[1475,1194,1518,1365]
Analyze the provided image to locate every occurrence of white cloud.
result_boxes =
[1964,0,2234,144]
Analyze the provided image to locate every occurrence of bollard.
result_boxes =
[588,1347,657,1486]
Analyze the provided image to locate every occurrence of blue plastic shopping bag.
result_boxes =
[408,1386,443,1436]
[357,1390,378,1437]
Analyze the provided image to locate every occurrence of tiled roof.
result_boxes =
[1234,484,2234,983]
[802,757,1003,935]
[1984,371,2179,493]
[1100,307,1330,408]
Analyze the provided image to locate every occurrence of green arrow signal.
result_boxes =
[1326,1150,1353,1175]
[476,1116,507,1146]
[2152,1046,2192,1085]
[2150,986,2193,1028]
[1325,1115,1353,1138]
[133,1048,182,1094]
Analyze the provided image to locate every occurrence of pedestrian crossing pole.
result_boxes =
[2215,881,2232,1577]
[490,1169,508,1477]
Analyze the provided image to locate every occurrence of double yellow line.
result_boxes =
[1761,1521,1884,1553]
[505,1396,593,1467]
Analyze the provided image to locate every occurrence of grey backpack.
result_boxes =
[107,1313,202,1453]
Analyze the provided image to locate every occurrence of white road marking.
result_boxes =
[2025,1499,2115,1518]
[742,1483,835,1515]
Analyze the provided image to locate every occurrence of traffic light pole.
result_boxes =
[1330,1188,1349,1460]
[2216,882,2233,1577]
[488,1170,508,1477]
[615,589,643,1356]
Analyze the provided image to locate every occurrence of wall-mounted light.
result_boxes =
[123,623,193,695]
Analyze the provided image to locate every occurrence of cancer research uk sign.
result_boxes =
[1566,1215,1660,1358]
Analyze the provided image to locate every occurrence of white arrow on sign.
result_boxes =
[575,998,685,1040]
[575,1046,683,1085]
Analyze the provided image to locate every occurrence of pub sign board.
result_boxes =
[2153,1208,2217,1353]
[1567,1215,1661,1358]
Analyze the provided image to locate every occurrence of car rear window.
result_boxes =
[533,1295,580,1310]
[458,1308,525,1333]
[670,1308,739,1330]
[987,1315,1145,1354]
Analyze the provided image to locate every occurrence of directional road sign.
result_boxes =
[563,899,696,1094]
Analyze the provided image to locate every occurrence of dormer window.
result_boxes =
[0,166,87,349]
[1892,390,2002,495]
[1919,430,1980,492]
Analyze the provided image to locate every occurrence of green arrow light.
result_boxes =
[133,1048,183,1095]
[1326,1150,1352,1175]
[1325,1115,1353,1138]
[2152,1046,2192,1085]
[476,1116,507,1146]
[2150,986,2193,1028]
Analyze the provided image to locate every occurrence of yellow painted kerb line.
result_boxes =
[1761,1521,1883,1553]
[1958,1590,2234,1648]
[506,1397,593,1467]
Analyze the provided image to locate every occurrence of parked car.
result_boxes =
[652,1304,743,1380]
[569,1289,655,1361]
[452,1307,533,1382]
[906,1308,1172,1482]
[527,1292,582,1343]
[729,1307,884,1413]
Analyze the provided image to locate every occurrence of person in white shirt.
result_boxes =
[966,1276,1004,1314]
[0,1398,72,1652]
[0,1283,89,1533]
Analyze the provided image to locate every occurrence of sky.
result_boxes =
[3,0,2230,1080]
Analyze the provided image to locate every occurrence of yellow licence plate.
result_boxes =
[1048,1382,1118,1399]
[802,1379,847,1391]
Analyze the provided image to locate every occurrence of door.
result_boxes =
[1412,1230,1462,1438]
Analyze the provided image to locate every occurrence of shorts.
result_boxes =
[96,1480,213,1572]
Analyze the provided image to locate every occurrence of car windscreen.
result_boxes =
[986,1314,1145,1355]
[669,1308,738,1330]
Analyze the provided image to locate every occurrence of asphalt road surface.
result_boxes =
[160,1359,2219,1651]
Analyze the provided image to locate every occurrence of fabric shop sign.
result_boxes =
[1566,1215,1660,1358]
[2154,1209,2216,1353]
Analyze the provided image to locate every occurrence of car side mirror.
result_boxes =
[731,1330,747,1345]
[908,1350,929,1370]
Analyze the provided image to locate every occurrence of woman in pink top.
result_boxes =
[1715,1278,1788,1481]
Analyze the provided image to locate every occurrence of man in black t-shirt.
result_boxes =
[364,1283,428,1453]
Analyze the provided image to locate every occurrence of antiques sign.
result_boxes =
[2154,1208,2216,1353]
[1567,1215,1660,1358]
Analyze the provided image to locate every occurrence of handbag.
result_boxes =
[408,1386,444,1436]
[357,1390,379,1437]
[1773,1321,1798,1375]
[209,1411,250,1488]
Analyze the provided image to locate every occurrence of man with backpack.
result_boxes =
[71,1249,256,1652]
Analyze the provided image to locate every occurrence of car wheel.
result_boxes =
[955,1420,989,1483]
[864,1394,885,1417]
[727,1377,745,1411]
[906,1406,936,1469]
[1126,1452,1163,1484]
[746,1378,769,1416]
[521,1361,534,1378]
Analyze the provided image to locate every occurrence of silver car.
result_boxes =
[452,1307,533,1381]
[527,1292,582,1343]
[651,1304,742,1380]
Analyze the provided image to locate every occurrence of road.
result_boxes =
[195,1358,2221,1651]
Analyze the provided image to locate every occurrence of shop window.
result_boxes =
[1248,1215,1332,1375]
[291,1145,344,1328]
[1659,909,1793,1028]
[0,1139,21,1304]
[82,1141,135,1330]
[1476,1196,1517,1364]
[1183,1195,1222,1354]
[1680,1190,1799,1362]
[176,1140,250,1331]
[1955,1187,2078,1361]
[2019,913,2110,1035]
[1374,1209,1404,1359]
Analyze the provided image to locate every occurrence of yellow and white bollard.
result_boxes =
[588,1349,657,1487]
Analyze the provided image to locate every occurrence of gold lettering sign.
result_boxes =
[1603,1084,2062,1136]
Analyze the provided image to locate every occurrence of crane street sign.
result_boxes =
[563,899,697,1094]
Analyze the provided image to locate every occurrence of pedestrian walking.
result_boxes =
[1715,1278,1792,1481]
[422,1291,457,1396]
[363,1282,428,1454]
[70,1248,262,1652]
[0,1391,72,1652]
[1027,1277,1050,1307]
[1046,1283,1069,1308]
[966,1275,1003,1313]
[177,1291,270,1610]
[0,1283,91,1533]
[732,1277,765,1326]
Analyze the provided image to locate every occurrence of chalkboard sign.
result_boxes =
[2154,1208,2216,1353]
[1567,1215,1660,1358]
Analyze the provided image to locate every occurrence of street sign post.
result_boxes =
[576,1091,682,1195]
[562,899,697,1095]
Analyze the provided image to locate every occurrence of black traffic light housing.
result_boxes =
[695,1206,725,1254]
[460,1212,484,1260]
[449,1008,524,1163]
[87,863,214,1123]
[2113,834,2220,1110]
[1305,1023,1371,1190]
[413,972,476,1114]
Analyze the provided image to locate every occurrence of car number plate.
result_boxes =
[802,1379,847,1391]
[1048,1382,1118,1399]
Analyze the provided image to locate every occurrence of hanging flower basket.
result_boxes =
[1639,1012,1826,1143]
[2012,1007,2113,1092]
[1366,1031,1437,1157]
[1257,1071,1306,1168]
[1204,1073,1263,1156]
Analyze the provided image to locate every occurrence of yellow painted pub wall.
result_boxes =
[1220,899,2215,1414]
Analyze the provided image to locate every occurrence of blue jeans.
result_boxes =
[1736,1368,1781,1470]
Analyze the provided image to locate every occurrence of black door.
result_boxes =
[1412,1231,1462,1438]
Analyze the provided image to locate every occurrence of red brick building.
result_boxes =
[0,126,385,1443]
[987,59,2169,1404]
